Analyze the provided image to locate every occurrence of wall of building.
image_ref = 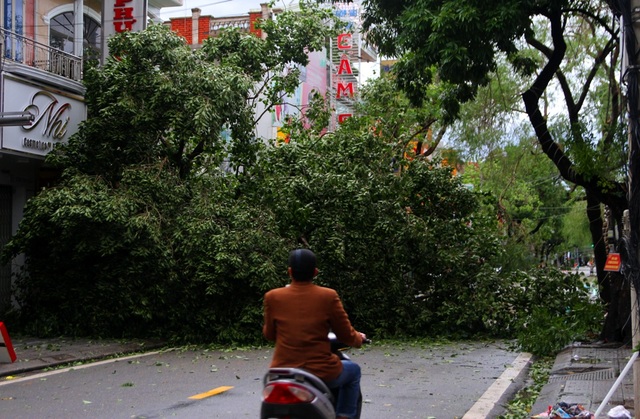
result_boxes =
[1,0,90,312]
[0,153,39,312]
[0,0,183,313]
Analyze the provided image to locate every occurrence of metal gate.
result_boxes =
[0,186,12,313]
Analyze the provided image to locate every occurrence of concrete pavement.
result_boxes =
[0,336,167,377]
[0,336,635,418]
[530,342,635,418]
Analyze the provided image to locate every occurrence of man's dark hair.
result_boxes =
[288,249,316,281]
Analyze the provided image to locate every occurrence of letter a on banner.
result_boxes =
[0,322,17,363]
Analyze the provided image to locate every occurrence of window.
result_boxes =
[50,11,101,59]
[4,0,24,60]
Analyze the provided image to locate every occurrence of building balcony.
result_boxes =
[1,28,83,93]
[210,17,252,37]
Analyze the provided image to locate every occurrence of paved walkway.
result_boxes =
[0,336,166,377]
[530,342,635,418]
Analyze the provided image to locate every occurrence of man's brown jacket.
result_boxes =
[263,281,363,381]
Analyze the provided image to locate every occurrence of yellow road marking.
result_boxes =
[188,386,234,400]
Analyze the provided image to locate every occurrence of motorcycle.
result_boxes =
[260,333,369,419]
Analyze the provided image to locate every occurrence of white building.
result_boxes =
[0,0,182,312]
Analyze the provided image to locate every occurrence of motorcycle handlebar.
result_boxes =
[328,332,371,349]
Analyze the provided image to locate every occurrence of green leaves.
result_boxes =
[363,0,534,108]
[241,100,507,337]
[3,13,342,340]
[52,8,338,183]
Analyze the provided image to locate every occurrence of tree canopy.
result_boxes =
[49,4,341,182]
[362,0,630,342]
[362,0,538,112]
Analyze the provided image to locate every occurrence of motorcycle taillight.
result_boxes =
[262,382,315,404]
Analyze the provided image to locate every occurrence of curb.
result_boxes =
[0,338,168,378]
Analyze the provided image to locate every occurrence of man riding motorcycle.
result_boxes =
[263,249,366,419]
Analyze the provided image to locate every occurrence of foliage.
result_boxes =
[238,111,586,342]
[168,178,290,343]
[246,107,517,338]
[2,164,291,341]
[461,137,570,269]
[48,24,250,182]
[362,0,537,109]
[512,270,603,356]
[1,3,338,342]
[360,0,628,340]
[47,4,341,182]
[3,167,181,336]
[561,199,593,251]
[500,357,553,419]
[448,58,529,161]
[357,75,452,157]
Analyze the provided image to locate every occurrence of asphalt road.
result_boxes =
[0,340,527,418]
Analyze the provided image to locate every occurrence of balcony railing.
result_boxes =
[209,18,251,37]
[1,28,82,82]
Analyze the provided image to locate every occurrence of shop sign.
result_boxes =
[101,0,147,62]
[604,253,621,272]
[1,77,86,156]
[335,32,353,123]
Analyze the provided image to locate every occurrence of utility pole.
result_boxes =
[624,0,640,412]
[625,209,640,413]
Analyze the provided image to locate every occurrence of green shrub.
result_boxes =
[1,168,293,343]
[168,181,289,343]
[513,271,603,356]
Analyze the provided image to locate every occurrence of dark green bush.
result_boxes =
[3,130,602,347]
[512,271,603,356]
[3,167,182,337]
[167,180,289,343]
[244,119,508,339]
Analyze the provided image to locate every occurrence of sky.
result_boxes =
[159,0,299,20]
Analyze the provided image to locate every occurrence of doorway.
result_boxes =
[0,185,12,313]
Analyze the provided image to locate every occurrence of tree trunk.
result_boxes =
[600,271,632,343]
[585,193,631,342]
[522,8,630,343]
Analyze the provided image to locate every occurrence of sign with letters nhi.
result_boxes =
[1,76,86,156]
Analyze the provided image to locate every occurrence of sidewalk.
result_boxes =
[0,336,167,378]
[530,342,635,418]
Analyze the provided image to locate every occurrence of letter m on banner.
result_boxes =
[337,82,354,99]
